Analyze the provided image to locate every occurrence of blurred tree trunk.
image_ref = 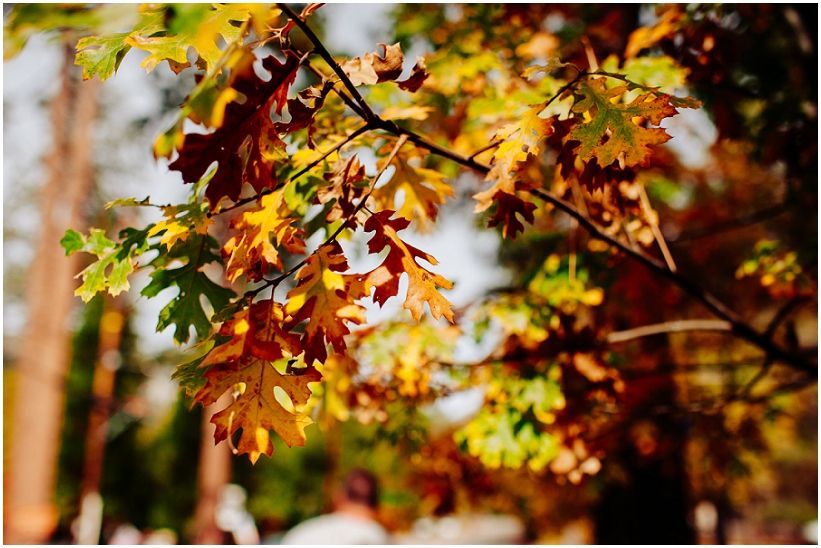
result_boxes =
[6,42,99,544]
[192,391,233,544]
[322,419,342,513]
[75,296,126,544]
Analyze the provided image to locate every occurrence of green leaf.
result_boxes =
[73,8,165,81]
[125,4,252,73]
[142,233,235,345]
[105,196,153,209]
[60,229,86,256]
[568,77,680,168]
[75,33,132,81]
[64,227,152,302]
[172,333,232,397]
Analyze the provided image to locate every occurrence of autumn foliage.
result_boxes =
[9,1,812,494]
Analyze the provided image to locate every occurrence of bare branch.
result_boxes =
[764,296,807,339]
[606,320,733,344]
[637,179,677,272]
[468,140,502,160]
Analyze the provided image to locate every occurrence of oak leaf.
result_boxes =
[397,57,430,92]
[125,4,252,73]
[61,227,151,302]
[315,157,369,223]
[285,242,368,365]
[341,43,404,86]
[223,191,306,282]
[486,191,537,240]
[566,77,678,168]
[362,211,454,322]
[141,233,235,344]
[169,51,299,209]
[191,299,316,463]
[476,104,554,212]
[372,151,453,228]
[74,8,165,81]
[147,202,212,249]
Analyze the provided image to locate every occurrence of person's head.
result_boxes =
[339,468,380,511]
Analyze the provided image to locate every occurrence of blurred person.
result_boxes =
[281,468,390,544]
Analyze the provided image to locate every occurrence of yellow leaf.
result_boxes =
[475,104,553,213]
[223,191,306,282]
[373,151,453,228]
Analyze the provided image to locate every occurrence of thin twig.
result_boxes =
[219,124,371,216]
[569,217,577,284]
[606,319,733,344]
[764,296,807,339]
[468,140,502,160]
[289,124,371,181]
[637,179,677,272]
[736,358,774,399]
[305,60,368,119]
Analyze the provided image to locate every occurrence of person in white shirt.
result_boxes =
[281,468,390,545]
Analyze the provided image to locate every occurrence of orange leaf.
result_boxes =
[285,242,368,364]
[315,157,369,223]
[194,300,316,463]
[362,211,454,322]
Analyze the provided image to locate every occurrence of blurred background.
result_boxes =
[3,3,818,544]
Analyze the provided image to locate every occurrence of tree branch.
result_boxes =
[251,134,408,295]
[277,2,378,122]
[764,296,807,339]
[606,320,733,344]
[273,3,815,378]
[637,179,677,272]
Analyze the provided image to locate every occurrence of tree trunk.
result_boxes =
[6,42,99,544]
[75,296,126,544]
[192,391,233,544]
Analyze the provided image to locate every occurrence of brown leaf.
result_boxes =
[315,157,369,222]
[169,51,300,209]
[341,43,405,86]
[397,57,429,92]
[362,210,454,322]
[193,300,315,463]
